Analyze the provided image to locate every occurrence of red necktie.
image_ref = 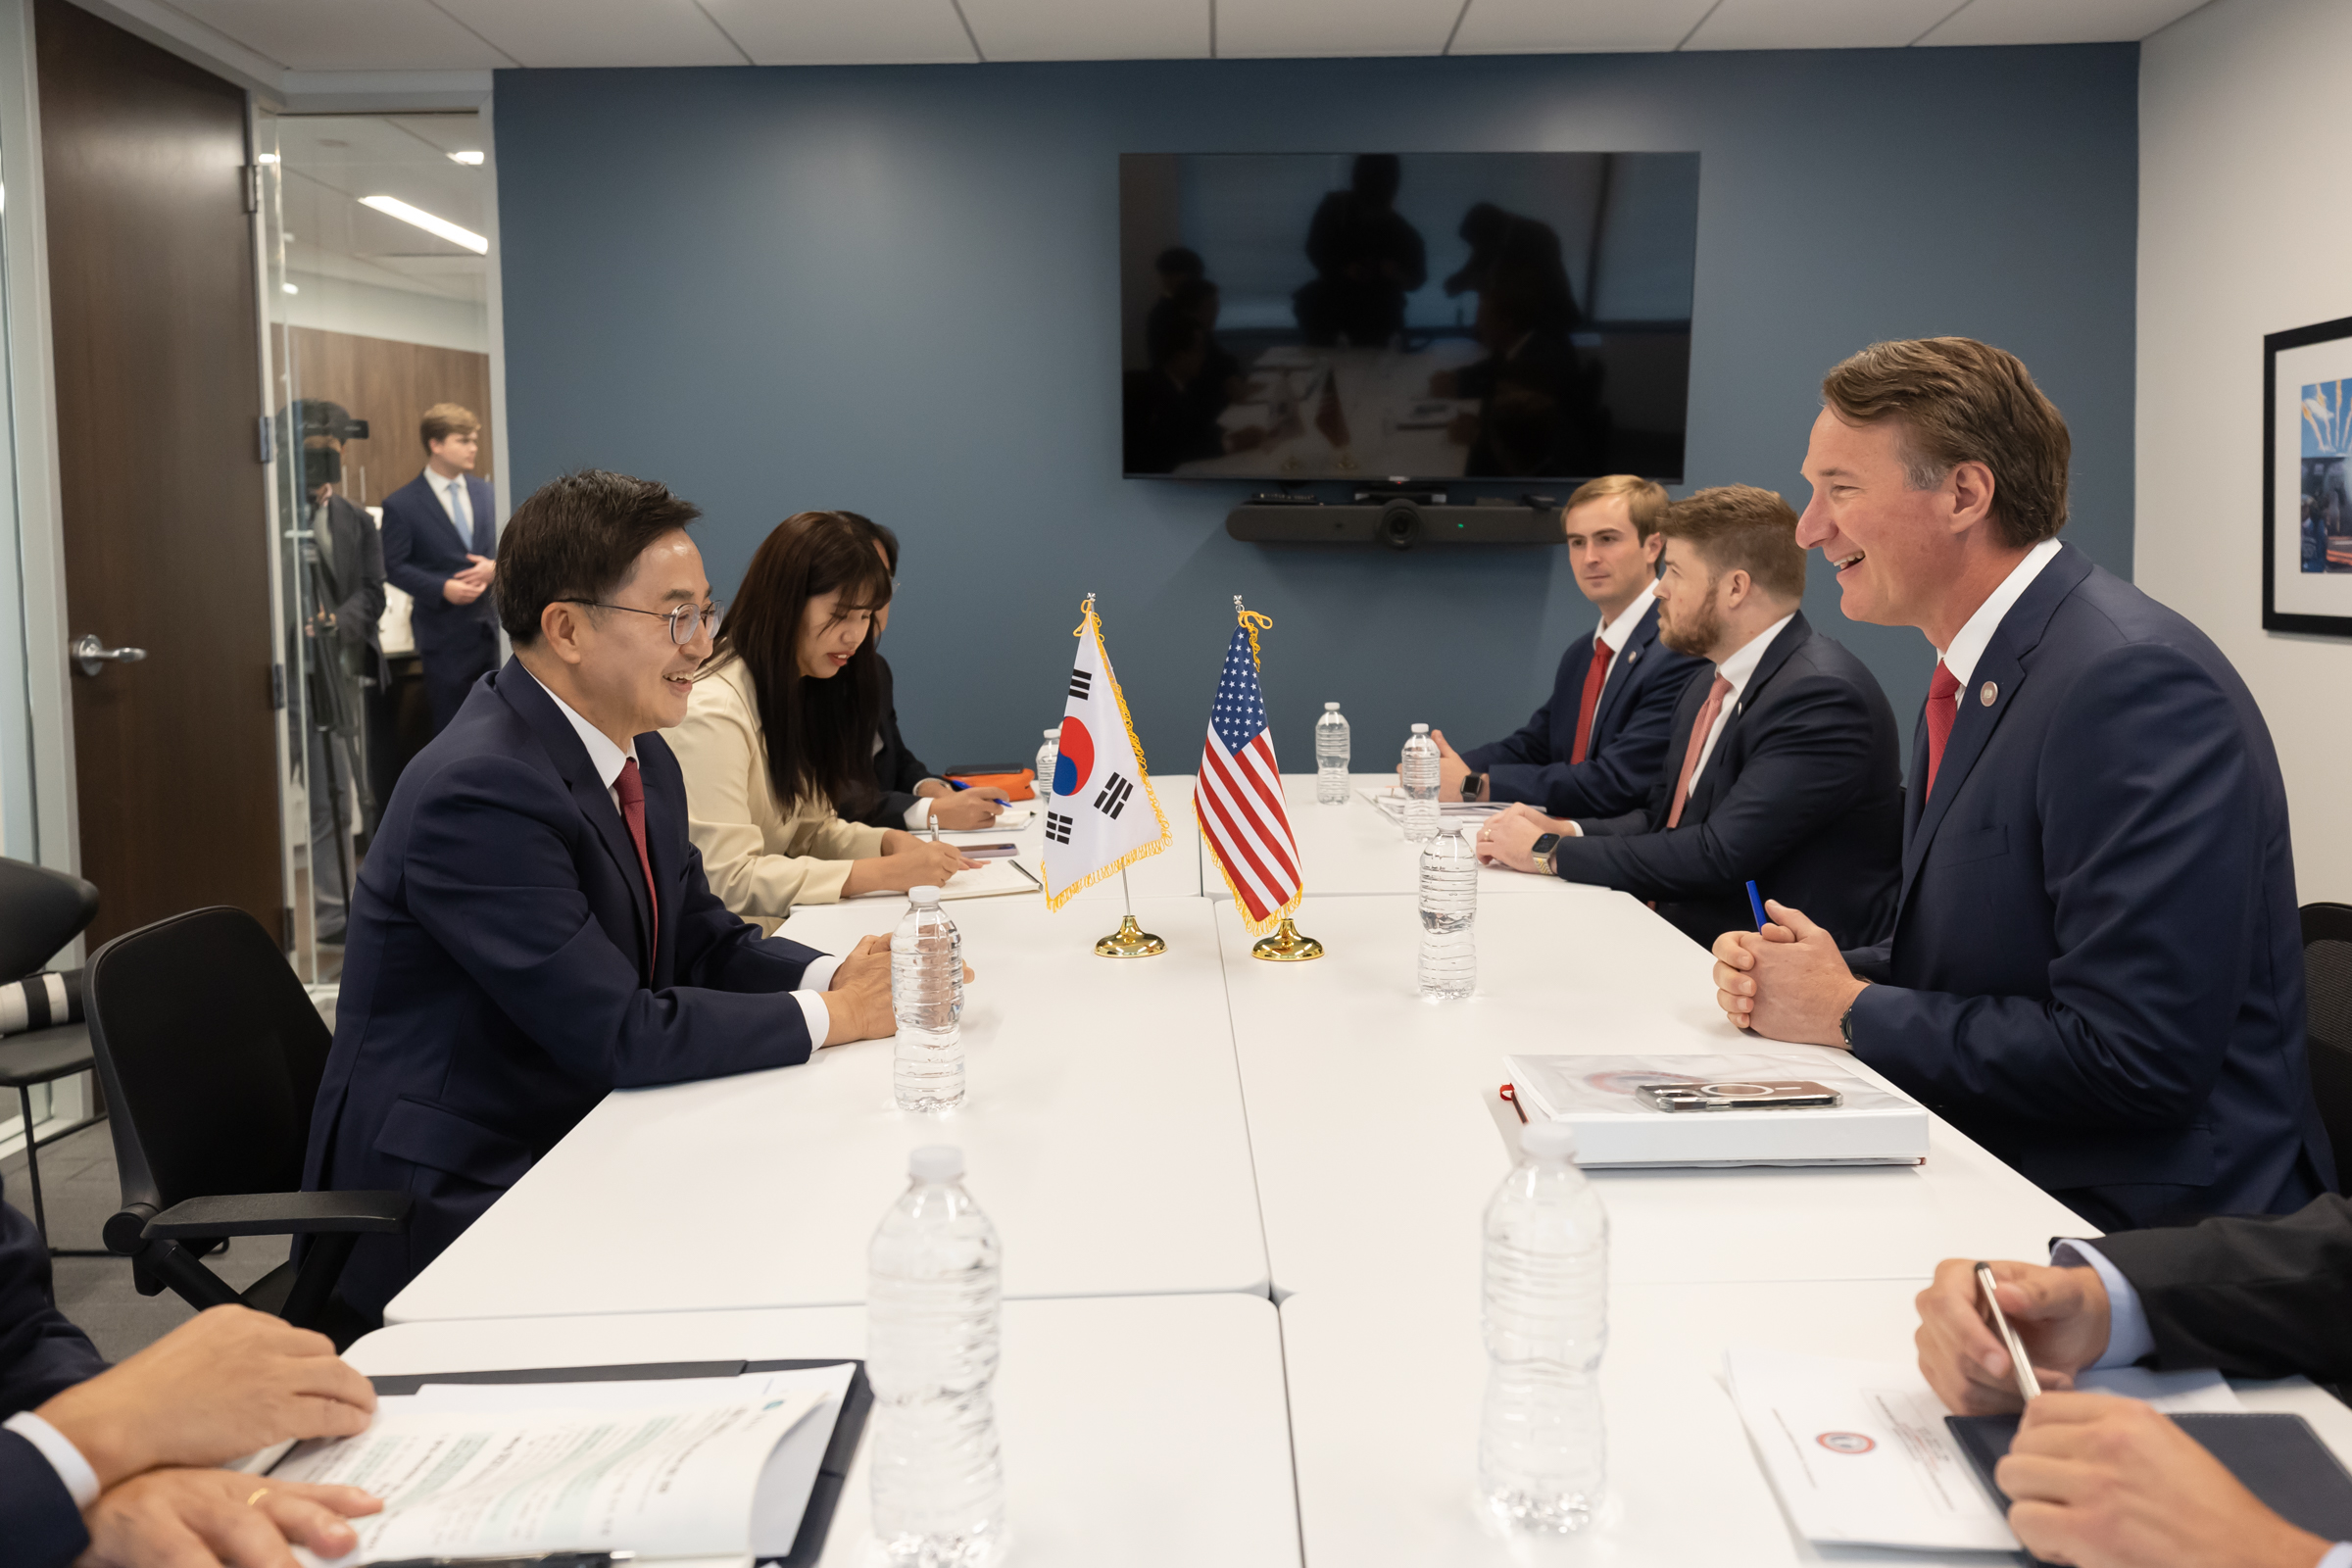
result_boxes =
[1923,662,1962,799]
[1569,638,1616,764]
[614,758,659,962]
[1666,675,1733,829]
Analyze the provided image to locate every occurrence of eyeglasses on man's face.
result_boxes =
[569,599,724,645]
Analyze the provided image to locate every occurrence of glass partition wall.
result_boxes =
[255,107,496,984]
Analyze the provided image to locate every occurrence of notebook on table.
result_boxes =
[1947,1411,2352,1568]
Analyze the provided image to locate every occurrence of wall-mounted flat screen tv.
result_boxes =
[1120,151,1698,485]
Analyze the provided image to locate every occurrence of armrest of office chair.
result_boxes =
[139,1191,412,1239]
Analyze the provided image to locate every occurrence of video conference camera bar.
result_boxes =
[1225,485,1563,551]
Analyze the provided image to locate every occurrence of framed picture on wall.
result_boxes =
[2265,313,2352,635]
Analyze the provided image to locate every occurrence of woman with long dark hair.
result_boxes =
[670,511,975,929]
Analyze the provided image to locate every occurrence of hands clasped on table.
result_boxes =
[823,932,977,1047]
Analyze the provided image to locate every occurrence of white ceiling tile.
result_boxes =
[697,0,977,65]
[1682,0,1958,51]
[1214,0,1460,59]
[1916,0,2211,46]
[961,0,1205,61]
[1449,0,1718,54]
[433,0,748,68]
[162,0,516,71]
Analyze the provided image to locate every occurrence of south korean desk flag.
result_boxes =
[1042,595,1171,909]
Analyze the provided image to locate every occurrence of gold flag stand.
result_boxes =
[1250,913,1323,961]
[1095,867,1166,958]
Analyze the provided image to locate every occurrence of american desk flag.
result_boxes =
[1200,604,1304,935]
[1041,595,1170,910]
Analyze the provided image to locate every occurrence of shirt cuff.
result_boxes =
[4,1412,99,1508]
[2315,1545,2352,1568]
[802,954,843,994]
[903,798,932,829]
[792,990,832,1050]
[2051,1240,2157,1369]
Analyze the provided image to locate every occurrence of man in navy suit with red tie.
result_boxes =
[380,403,502,733]
[1712,338,2332,1231]
[1436,474,1707,818]
[304,470,900,1325]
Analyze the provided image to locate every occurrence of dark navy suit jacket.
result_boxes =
[2,1179,108,1568]
[1844,546,2332,1229]
[1551,613,1902,952]
[380,470,498,658]
[1462,596,1706,817]
[304,658,827,1321]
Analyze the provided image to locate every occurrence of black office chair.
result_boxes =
[2302,901,2352,1197]
[85,906,408,1341]
[0,856,108,1253]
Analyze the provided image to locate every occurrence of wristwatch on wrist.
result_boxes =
[1530,832,1561,875]
[1838,993,1861,1048]
[1465,772,1486,802]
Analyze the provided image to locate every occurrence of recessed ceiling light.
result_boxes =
[359,194,488,255]
[282,282,299,294]
[257,152,279,165]
[448,150,484,166]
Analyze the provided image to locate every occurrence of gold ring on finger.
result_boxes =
[246,1488,270,1508]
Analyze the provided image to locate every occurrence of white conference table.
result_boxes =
[1201,772,1565,899]
[1280,1274,2352,1566]
[385,893,1266,1321]
[380,775,2339,1565]
[346,1293,1301,1568]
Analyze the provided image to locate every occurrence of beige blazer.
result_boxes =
[669,655,889,932]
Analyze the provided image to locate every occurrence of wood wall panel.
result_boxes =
[287,327,494,508]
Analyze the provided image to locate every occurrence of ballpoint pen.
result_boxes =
[1745,880,1769,931]
[1975,1260,2044,1402]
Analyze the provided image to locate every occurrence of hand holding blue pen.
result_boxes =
[1746,880,1769,931]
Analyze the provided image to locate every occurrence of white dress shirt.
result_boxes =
[3,1409,98,1508]
[431,466,476,551]
[1595,576,1657,662]
[1936,536,2063,687]
[540,681,838,1040]
[1688,611,1796,790]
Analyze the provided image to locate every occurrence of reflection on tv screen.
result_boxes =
[1119,152,1698,485]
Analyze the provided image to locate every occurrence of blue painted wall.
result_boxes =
[492,46,2136,783]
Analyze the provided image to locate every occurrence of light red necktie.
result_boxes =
[1569,638,1616,765]
[1923,662,1962,800]
[1666,675,1733,829]
[614,758,659,962]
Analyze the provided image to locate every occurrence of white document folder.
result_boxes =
[1502,1050,1931,1167]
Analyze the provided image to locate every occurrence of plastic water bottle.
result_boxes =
[1034,727,1059,808]
[891,888,963,1113]
[1315,702,1351,804]
[867,1145,1009,1568]
[1419,827,1477,999]
[1479,1121,1609,1539]
[1400,723,1441,840]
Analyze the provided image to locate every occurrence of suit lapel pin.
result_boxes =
[1628,649,1640,664]
[1979,681,1997,707]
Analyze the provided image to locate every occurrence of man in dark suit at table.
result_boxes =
[1434,474,1707,819]
[1475,484,1902,952]
[380,403,500,734]
[0,1177,381,1567]
[1911,1195,2352,1567]
[304,470,897,1326]
[1711,337,2332,1230]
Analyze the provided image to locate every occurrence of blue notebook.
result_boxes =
[1947,1411,2352,1567]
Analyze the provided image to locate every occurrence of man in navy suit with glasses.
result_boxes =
[381,402,500,733]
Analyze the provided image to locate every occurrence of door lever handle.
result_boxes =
[73,633,148,677]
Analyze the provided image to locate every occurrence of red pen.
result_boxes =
[1499,1083,1527,1124]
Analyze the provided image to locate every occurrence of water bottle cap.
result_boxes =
[1325,702,1341,710]
[1045,727,1059,738]
[908,1144,963,1182]
[908,885,943,906]
[1521,1122,1579,1164]
[1410,722,1429,734]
